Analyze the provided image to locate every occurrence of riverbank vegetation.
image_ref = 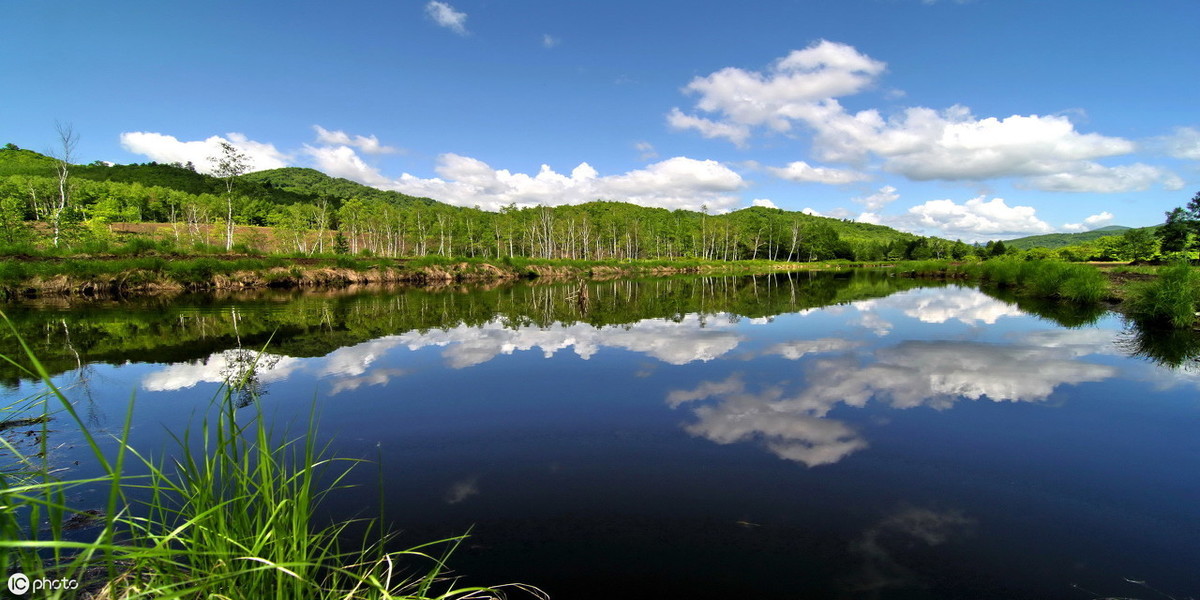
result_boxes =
[0,330,538,599]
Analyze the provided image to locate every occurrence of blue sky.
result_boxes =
[4,0,1198,241]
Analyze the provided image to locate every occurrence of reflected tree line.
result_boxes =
[1,272,1197,386]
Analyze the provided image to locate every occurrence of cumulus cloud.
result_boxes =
[425,1,467,35]
[898,195,1054,241]
[1154,126,1200,160]
[542,34,560,48]
[752,198,778,209]
[1063,211,1115,232]
[667,41,1179,191]
[1023,162,1183,193]
[303,144,392,187]
[389,153,747,212]
[119,131,290,173]
[667,108,751,148]
[767,160,870,184]
[313,125,398,155]
[853,185,899,212]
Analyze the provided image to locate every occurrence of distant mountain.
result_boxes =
[1004,225,1153,250]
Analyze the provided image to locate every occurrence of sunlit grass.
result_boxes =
[1127,261,1200,329]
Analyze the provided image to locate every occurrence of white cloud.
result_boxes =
[668,42,1181,191]
[899,195,1055,241]
[313,125,398,155]
[670,40,885,137]
[635,141,658,160]
[390,153,747,212]
[853,185,899,212]
[667,108,751,148]
[1023,162,1183,193]
[303,144,392,187]
[425,1,468,35]
[119,131,290,174]
[767,160,870,184]
[1155,126,1200,160]
[751,198,778,209]
[1063,211,1115,232]
[542,34,560,48]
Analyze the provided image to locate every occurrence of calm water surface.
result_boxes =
[2,273,1197,599]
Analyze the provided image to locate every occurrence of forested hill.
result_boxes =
[0,143,964,261]
[1003,225,1149,250]
[241,167,440,207]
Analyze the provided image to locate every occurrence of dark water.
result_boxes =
[2,273,1198,599]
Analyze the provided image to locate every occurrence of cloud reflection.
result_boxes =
[394,314,742,368]
[670,333,1119,466]
[141,350,302,392]
[669,374,869,467]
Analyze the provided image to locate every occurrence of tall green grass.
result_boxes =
[1127,261,1200,329]
[0,321,540,599]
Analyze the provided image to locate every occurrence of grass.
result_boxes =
[0,319,541,599]
[1127,261,1200,328]
[886,259,1110,306]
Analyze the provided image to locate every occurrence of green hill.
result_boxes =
[1004,226,1148,250]
[241,167,439,207]
[0,142,952,260]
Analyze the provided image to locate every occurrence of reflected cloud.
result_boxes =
[328,368,410,395]
[395,315,742,368]
[670,334,1119,467]
[849,506,975,593]
[796,340,1118,412]
[141,350,302,392]
[444,476,480,504]
[763,338,862,360]
[670,374,868,467]
[849,287,1025,335]
[899,287,1024,325]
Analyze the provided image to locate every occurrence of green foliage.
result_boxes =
[1127,261,1200,328]
[1004,225,1135,250]
[2,145,945,262]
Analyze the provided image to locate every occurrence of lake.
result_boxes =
[2,272,1197,599]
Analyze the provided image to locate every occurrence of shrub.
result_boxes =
[1128,261,1200,328]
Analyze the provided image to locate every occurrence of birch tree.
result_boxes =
[210,141,249,251]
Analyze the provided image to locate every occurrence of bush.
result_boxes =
[1128,261,1200,328]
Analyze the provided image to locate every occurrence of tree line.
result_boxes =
[2,141,979,262]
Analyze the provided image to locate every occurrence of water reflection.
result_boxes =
[667,287,1123,467]
[668,374,869,467]
[849,507,976,594]
[5,274,1199,599]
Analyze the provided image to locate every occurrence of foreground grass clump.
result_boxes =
[1127,261,1200,329]
[0,328,538,599]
